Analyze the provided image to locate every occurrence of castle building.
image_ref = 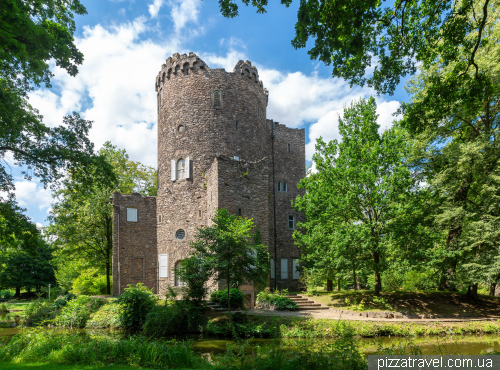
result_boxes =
[111,52,305,297]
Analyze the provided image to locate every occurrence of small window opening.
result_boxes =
[287,143,291,153]
[283,182,288,192]
[277,181,281,192]
[212,91,222,108]
[238,208,242,216]
[158,214,162,223]
[235,121,239,130]
[288,215,295,230]
[198,210,201,217]
[127,208,137,222]
[257,106,260,117]
[175,260,187,286]
[177,159,186,180]
[175,229,185,240]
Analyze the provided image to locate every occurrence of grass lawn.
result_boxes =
[0,363,187,370]
[304,290,500,316]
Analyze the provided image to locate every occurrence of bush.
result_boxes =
[51,293,76,309]
[210,288,245,309]
[0,303,8,313]
[20,300,57,326]
[143,301,206,336]
[86,303,124,329]
[256,289,298,311]
[402,270,438,291]
[117,283,157,330]
[55,296,105,328]
[0,290,15,300]
[71,268,108,295]
[176,256,211,305]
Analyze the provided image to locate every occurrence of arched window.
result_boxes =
[177,159,186,180]
[175,260,186,287]
[212,90,222,108]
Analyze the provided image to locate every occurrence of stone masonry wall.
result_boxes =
[112,192,157,296]
[267,120,306,291]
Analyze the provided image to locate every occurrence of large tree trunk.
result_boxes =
[337,279,341,291]
[326,279,333,292]
[373,252,382,295]
[15,286,20,297]
[488,283,496,296]
[466,283,478,301]
[356,276,361,290]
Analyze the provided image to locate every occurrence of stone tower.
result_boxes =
[112,53,305,297]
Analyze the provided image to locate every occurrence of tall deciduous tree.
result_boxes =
[0,0,111,193]
[402,3,500,298]
[189,208,269,310]
[48,142,157,294]
[294,97,415,295]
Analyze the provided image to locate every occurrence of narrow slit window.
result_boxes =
[212,90,222,108]
[158,214,162,223]
[283,182,288,192]
[198,210,202,217]
[238,208,242,216]
[287,143,291,153]
[288,215,295,230]
[235,121,239,130]
[257,106,260,117]
[277,181,281,192]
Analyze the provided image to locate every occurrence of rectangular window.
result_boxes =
[158,214,162,223]
[133,257,144,278]
[283,182,288,192]
[281,258,288,280]
[127,208,137,222]
[198,210,202,217]
[238,208,242,216]
[277,181,281,192]
[287,143,291,153]
[293,259,300,279]
[270,258,275,279]
[236,121,239,130]
[159,254,169,278]
[288,215,295,230]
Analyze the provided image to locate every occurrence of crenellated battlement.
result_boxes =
[155,52,208,91]
[155,52,268,96]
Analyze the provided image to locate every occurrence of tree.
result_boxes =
[189,208,269,310]
[401,3,500,298]
[0,0,112,193]
[48,142,157,294]
[294,97,415,295]
[0,198,56,295]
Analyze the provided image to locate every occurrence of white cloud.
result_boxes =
[169,0,201,35]
[11,181,52,211]
[148,0,164,18]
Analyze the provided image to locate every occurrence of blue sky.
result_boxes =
[3,0,411,226]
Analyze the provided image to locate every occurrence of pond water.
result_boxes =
[1,325,499,356]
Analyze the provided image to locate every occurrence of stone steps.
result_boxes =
[285,295,330,311]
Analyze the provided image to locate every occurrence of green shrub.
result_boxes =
[256,289,298,311]
[0,303,8,312]
[117,283,157,329]
[86,303,124,329]
[0,290,15,300]
[55,296,105,328]
[71,268,108,295]
[402,270,438,291]
[20,300,57,326]
[176,257,212,305]
[143,301,206,336]
[210,288,245,309]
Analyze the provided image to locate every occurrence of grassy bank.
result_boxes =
[0,330,368,370]
[304,290,500,316]
[205,314,500,339]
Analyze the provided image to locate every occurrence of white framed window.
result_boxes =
[287,142,291,153]
[177,159,185,180]
[277,181,281,192]
[212,90,222,108]
[159,254,169,278]
[127,208,137,222]
[293,259,300,279]
[281,258,288,280]
[288,215,295,230]
[283,182,288,192]
[270,258,275,279]
[175,260,186,286]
